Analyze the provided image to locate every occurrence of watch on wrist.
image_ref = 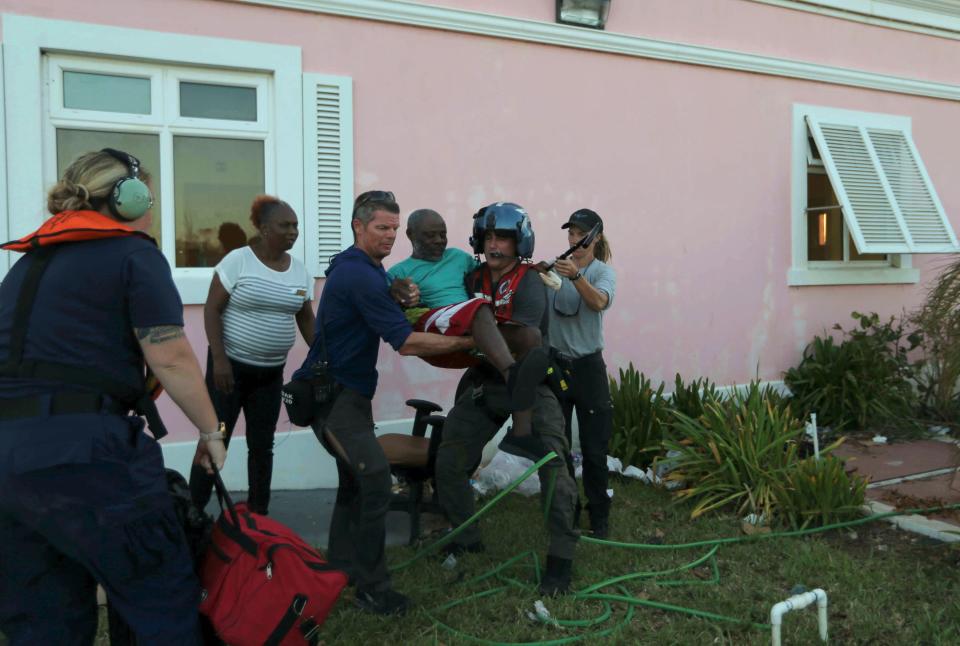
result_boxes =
[200,421,226,441]
[570,272,582,282]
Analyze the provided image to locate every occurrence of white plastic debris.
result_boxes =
[474,451,541,497]
[872,435,888,445]
[606,455,623,473]
[621,464,683,490]
[527,600,560,627]
[441,553,457,570]
[928,425,951,436]
[743,513,767,526]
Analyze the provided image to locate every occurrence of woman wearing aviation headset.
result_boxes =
[0,149,225,644]
[546,208,617,540]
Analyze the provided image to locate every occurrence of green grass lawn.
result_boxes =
[74,477,959,644]
[319,478,959,645]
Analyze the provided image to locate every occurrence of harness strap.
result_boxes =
[6,247,54,366]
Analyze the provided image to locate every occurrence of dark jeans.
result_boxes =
[189,350,284,515]
[557,351,613,523]
[0,412,201,645]
[311,388,393,592]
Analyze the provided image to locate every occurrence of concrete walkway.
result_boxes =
[833,437,960,541]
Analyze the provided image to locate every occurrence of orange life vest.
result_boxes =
[1,209,152,251]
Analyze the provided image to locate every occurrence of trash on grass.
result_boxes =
[621,464,683,490]
[527,600,561,628]
[473,451,541,497]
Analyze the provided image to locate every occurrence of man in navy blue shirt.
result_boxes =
[303,191,472,616]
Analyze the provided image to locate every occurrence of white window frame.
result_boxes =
[45,56,275,286]
[2,14,303,304]
[789,103,919,286]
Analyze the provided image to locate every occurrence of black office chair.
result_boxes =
[380,399,446,545]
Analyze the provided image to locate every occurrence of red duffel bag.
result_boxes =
[199,469,349,645]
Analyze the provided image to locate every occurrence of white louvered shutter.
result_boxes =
[302,74,354,276]
[806,109,958,254]
[0,47,9,275]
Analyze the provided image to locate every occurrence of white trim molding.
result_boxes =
[1,14,303,301]
[227,0,960,101]
[749,0,960,40]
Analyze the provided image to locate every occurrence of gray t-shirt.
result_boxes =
[546,259,616,358]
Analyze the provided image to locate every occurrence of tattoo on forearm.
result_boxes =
[135,325,186,344]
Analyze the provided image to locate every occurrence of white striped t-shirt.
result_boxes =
[217,247,313,367]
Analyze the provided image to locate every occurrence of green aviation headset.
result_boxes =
[100,148,154,221]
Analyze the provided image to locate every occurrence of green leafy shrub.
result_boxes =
[774,455,867,529]
[910,260,960,425]
[668,373,721,421]
[664,383,803,521]
[608,364,670,469]
[784,311,919,433]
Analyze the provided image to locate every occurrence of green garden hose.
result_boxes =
[389,453,960,644]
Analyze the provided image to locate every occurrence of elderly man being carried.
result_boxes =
[388,208,549,461]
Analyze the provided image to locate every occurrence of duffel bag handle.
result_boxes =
[211,464,242,529]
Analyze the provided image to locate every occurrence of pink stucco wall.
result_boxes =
[4,0,959,441]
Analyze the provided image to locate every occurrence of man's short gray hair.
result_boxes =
[352,190,400,229]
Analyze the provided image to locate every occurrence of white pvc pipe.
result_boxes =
[808,413,820,461]
[770,588,828,646]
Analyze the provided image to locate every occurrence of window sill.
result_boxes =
[173,268,214,305]
[788,266,919,286]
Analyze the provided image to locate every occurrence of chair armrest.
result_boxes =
[406,399,443,415]
[414,414,446,438]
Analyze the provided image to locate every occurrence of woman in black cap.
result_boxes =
[546,208,616,538]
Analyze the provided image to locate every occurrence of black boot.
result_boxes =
[589,507,610,539]
[591,516,609,539]
[538,555,573,596]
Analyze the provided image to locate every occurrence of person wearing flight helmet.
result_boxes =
[434,202,579,595]
[0,149,226,643]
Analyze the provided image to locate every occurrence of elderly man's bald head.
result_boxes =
[407,208,448,261]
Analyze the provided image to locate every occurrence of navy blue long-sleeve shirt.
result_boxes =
[298,246,412,398]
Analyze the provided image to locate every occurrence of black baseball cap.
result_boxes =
[561,208,603,233]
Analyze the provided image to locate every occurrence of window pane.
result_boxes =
[63,71,151,115]
[173,136,264,268]
[55,129,161,244]
[806,172,842,261]
[807,209,843,261]
[180,82,257,121]
[849,234,887,261]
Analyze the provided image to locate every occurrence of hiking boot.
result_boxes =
[538,555,573,597]
[354,587,411,616]
[506,347,550,411]
[498,430,551,462]
[590,516,609,540]
[440,540,486,558]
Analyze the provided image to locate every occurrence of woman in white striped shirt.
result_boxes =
[189,195,315,515]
